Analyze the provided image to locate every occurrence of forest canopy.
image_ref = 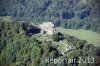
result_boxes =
[0,20,100,66]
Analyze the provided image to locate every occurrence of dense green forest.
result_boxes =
[0,20,100,66]
[0,0,100,33]
[0,0,100,66]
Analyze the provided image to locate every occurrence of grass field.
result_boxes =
[0,16,13,22]
[56,27,100,47]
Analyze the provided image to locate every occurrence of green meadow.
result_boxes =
[56,27,100,47]
[0,16,13,22]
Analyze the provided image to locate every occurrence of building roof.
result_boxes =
[40,22,54,28]
[40,22,54,34]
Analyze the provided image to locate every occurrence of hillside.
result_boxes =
[0,0,100,66]
[0,0,100,33]
[56,27,100,47]
[0,20,100,66]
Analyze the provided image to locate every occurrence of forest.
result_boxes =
[0,0,100,66]
[0,0,100,33]
[0,20,100,66]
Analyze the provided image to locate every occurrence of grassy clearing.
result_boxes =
[0,16,13,22]
[56,27,100,47]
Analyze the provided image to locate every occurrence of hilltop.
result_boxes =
[0,20,100,66]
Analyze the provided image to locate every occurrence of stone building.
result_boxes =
[40,22,57,35]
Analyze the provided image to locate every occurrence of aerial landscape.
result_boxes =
[0,0,100,66]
